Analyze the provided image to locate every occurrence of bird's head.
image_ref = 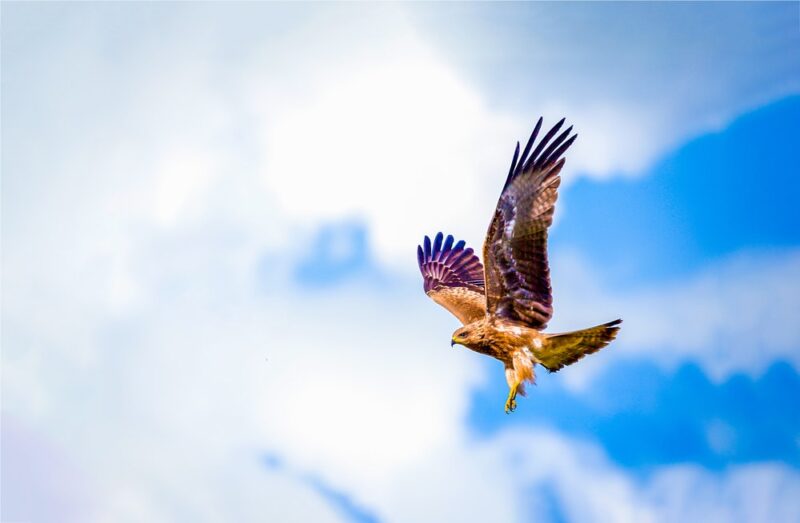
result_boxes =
[451,324,487,349]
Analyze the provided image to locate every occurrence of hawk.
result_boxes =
[417,117,621,413]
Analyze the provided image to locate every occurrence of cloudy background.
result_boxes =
[2,2,800,522]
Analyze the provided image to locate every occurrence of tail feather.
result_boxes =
[537,319,622,372]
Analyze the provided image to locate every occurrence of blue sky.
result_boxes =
[556,96,800,287]
[3,2,800,522]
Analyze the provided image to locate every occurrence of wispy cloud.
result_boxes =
[3,2,799,522]
[411,2,800,179]
[549,249,800,388]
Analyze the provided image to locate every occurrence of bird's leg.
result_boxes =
[504,382,519,414]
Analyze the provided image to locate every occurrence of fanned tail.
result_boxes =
[537,319,622,372]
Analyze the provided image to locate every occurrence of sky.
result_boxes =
[2,2,800,522]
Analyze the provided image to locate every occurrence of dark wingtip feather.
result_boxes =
[524,118,566,172]
[439,234,455,262]
[417,233,485,292]
[504,141,521,189]
[549,157,567,174]
[544,133,577,168]
[433,232,444,259]
[538,126,571,165]
[443,234,454,252]
[517,118,543,174]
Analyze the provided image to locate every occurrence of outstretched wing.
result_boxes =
[417,232,486,325]
[483,118,577,329]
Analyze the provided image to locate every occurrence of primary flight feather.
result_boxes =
[417,117,621,413]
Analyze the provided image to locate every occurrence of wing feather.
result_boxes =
[483,118,577,329]
[418,232,486,324]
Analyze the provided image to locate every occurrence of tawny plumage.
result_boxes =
[417,118,622,413]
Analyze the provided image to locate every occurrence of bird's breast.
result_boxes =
[486,322,544,362]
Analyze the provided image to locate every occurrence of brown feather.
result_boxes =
[428,287,486,325]
[483,156,567,329]
[537,319,622,372]
[418,233,487,325]
[433,118,622,412]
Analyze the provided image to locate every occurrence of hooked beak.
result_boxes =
[451,337,458,347]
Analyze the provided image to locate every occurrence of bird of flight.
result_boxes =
[417,117,621,414]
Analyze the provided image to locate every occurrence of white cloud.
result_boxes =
[497,429,800,523]
[3,412,348,523]
[548,249,800,389]
[3,3,799,522]
[254,36,517,271]
[7,275,799,522]
[5,2,799,272]
[412,2,800,179]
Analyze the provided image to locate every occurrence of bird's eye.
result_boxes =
[459,332,468,338]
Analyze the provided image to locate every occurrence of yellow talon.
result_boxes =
[504,383,519,414]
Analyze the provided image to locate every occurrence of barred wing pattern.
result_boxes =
[417,232,486,325]
[537,319,622,372]
[483,118,577,329]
